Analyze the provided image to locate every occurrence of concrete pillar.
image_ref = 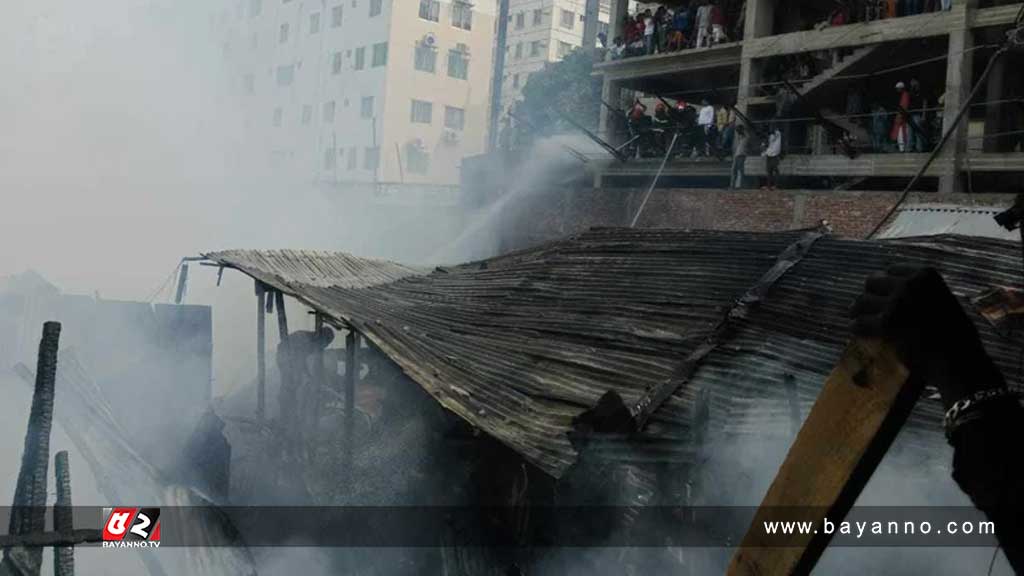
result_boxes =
[609,0,629,41]
[938,1,977,193]
[982,56,1007,153]
[598,78,623,142]
[582,0,601,50]
[737,0,775,115]
[594,78,623,188]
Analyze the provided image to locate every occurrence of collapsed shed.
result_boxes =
[204,227,1024,482]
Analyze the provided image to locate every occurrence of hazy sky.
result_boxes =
[0,1,363,301]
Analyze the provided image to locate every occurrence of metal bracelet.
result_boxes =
[943,388,1021,442]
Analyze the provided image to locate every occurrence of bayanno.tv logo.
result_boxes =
[101,507,161,549]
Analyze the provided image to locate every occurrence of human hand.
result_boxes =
[850,266,1005,409]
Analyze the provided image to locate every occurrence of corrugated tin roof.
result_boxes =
[207,230,1024,479]
[203,249,426,290]
[876,203,1016,240]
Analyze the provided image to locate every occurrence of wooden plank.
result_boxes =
[726,338,918,576]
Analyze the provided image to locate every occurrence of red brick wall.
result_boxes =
[506,188,1011,248]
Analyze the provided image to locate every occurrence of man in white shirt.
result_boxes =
[695,1,712,48]
[697,100,715,157]
[642,10,655,55]
[761,125,783,190]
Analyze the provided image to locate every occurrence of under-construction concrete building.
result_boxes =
[594,0,1024,192]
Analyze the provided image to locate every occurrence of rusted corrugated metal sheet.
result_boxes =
[206,230,1024,479]
[203,249,426,290]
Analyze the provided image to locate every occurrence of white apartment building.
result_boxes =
[499,0,610,115]
[221,0,496,188]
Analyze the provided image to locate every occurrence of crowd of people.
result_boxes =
[607,0,744,60]
[619,76,940,191]
[621,97,787,190]
[606,0,953,62]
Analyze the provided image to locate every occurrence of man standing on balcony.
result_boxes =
[642,9,655,55]
[892,81,911,152]
[731,125,750,189]
[697,99,716,156]
[762,125,783,190]
[695,0,712,48]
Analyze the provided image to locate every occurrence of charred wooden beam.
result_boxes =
[53,451,74,576]
[3,321,61,576]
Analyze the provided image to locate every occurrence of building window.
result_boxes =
[302,104,312,125]
[451,1,472,30]
[405,143,429,174]
[354,46,365,69]
[249,0,262,18]
[243,73,255,93]
[324,147,337,169]
[410,99,432,124]
[512,73,519,88]
[560,9,574,29]
[414,43,437,73]
[309,12,321,34]
[533,8,542,25]
[371,42,388,67]
[275,64,294,86]
[557,41,572,58]
[444,106,465,130]
[279,22,289,43]
[347,146,357,169]
[515,12,524,29]
[364,147,380,170]
[361,96,374,118]
[331,5,343,26]
[332,51,343,74]
[447,48,469,80]
[530,40,542,57]
[272,107,283,127]
[419,0,440,22]
[370,0,382,17]
[322,100,336,122]
[514,42,522,59]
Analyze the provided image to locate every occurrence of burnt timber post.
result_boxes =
[274,291,292,439]
[344,329,358,482]
[3,321,60,575]
[53,451,74,576]
[311,313,325,440]
[174,263,190,305]
[255,282,266,419]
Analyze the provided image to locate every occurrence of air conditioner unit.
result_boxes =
[442,129,460,143]
[422,33,437,47]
